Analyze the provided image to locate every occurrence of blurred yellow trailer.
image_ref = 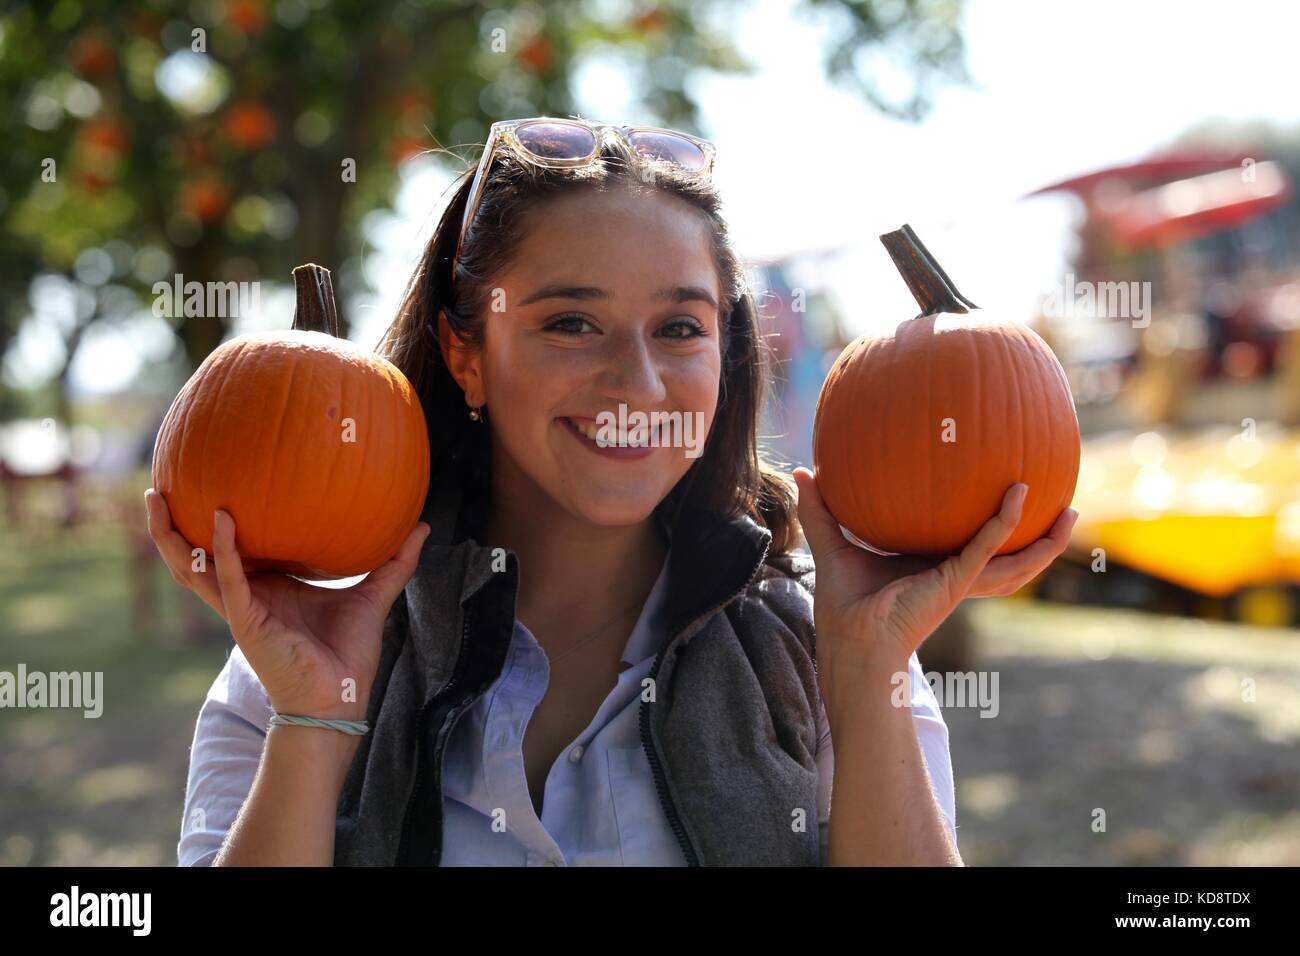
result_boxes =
[1043,424,1300,626]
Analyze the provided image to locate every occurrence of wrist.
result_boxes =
[266,719,365,790]
[269,695,370,724]
[818,635,916,730]
[819,631,913,680]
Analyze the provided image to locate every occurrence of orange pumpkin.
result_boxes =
[152,265,430,579]
[812,226,1080,557]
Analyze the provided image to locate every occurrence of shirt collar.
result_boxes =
[619,552,673,667]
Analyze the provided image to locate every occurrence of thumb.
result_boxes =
[356,521,431,610]
[792,467,855,562]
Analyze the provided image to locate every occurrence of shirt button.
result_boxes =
[568,745,584,763]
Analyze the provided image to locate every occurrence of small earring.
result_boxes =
[468,405,482,422]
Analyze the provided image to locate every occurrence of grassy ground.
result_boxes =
[2,505,1298,866]
[953,598,1300,865]
[0,510,230,866]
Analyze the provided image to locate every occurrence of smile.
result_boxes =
[558,417,658,460]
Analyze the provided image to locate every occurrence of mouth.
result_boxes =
[558,416,659,461]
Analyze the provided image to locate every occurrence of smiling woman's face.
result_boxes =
[454,184,724,528]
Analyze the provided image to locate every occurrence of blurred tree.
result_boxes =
[0,0,970,411]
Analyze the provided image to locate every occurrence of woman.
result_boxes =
[151,117,1076,866]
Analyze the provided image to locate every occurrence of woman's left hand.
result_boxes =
[792,467,1077,679]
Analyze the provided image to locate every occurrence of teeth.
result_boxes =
[570,417,657,447]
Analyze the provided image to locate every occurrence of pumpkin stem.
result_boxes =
[879,224,979,316]
[291,263,340,337]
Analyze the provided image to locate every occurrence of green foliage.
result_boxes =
[0,0,969,390]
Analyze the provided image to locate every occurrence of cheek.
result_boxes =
[480,335,586,409]
[670,349,723,420]
[655,350,722,470]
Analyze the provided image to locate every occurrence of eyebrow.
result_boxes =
[518,282,720,312]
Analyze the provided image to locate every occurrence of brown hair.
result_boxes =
[376,132,800,554]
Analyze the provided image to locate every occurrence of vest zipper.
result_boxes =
[639,640,700,866]
[639,545,769,867]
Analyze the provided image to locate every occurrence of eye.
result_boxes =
[543,313,596,335]
[659,317,708,339]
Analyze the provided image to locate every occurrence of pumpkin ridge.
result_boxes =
[864,337,888,550]
[304,368,349,569]
[863,340,878,548]
[374,363,412,569]
[353,361,398,571]
[155,364,191,528]
[317,349,369,572]
[843,341,866,547]
[1000,324,1024,551]
[1034,334,1059,549]
[924,319,937,553]
[297,342,346,571]
[259,342,302,565]
[306,350,368,575]
[318,369,369,572]
[169,350,205,550]
[198,345,242,560]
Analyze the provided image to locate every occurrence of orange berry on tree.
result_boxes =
[223,101,277,150]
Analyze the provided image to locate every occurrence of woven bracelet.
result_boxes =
[269,713,370,736]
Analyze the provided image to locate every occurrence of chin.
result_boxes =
[564,488,666,529]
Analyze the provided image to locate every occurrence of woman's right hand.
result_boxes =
[145,488,430,722]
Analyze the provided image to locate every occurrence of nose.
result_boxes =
[597,330,668,408]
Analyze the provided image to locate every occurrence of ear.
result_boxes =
[437,308,484,406]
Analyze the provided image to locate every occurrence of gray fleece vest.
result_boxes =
[333,466,824,866]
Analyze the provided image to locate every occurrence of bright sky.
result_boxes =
[12,0,1300,395]
[352,0,1300,351]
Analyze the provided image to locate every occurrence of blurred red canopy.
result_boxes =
[1108,161,1292,250]
[1028,149,1257,197]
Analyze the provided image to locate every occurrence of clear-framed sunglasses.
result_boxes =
[451,117,716,273]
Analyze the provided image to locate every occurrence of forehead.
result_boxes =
[506,187,720,296]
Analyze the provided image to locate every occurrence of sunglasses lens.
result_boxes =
[627,131,709,171]
[515,121,598,160]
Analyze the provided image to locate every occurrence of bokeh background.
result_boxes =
[2,0,1298,866]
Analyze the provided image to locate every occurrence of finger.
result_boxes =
[355,522,431,610]
[792,468,857,562]
[940,483,1028,600]
[1054,507,1080,542]
[211,509,255,629]
[994,505,1077,564]
[973,507,1077,593]
[1011,506,1077,566]
[144,489,226,614]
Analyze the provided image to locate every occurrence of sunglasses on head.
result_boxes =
[451,117,717,273]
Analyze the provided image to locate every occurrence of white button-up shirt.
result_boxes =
[178,551,958,866]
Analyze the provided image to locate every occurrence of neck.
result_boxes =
[481,471,668,647]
